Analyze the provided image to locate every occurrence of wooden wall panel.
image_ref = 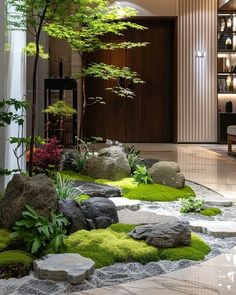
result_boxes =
[178,0,218,142]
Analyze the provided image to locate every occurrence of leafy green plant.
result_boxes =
[126,146,142,173]
[11,205,69,255]
[132,165,153,184]
[7,0,73,176]
[55,173,80,200]
[180,197,204,213]
[44,0,149,136]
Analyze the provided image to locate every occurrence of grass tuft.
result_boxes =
[0,229,11,252]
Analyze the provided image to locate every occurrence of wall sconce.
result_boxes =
[196,50,205,58]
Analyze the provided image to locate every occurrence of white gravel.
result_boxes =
[1,180,236,295]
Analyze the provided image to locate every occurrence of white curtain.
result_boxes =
[1,2,26,188]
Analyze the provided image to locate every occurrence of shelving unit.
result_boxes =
[217,5,236,142]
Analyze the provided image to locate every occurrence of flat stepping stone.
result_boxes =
[118,209,175,224]
[34,254,95,284]
[109,197,140,211]
[190,220,236,238]
[204,197,233,207]
[75,181,122,198]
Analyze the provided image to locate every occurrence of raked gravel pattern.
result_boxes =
[1,180,236,294]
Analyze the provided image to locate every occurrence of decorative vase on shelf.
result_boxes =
[227,17,232,28]
[233,15,236,31]
[233,35,236,50]
[221,18,226,31]
[226,37,232,50]
[226,100,233,113]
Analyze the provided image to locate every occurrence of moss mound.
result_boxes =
[158,233,211,261]
[61,171,195,202]
[0,250,33,279]
[97,178,195,202]
[200,208,222,216]
[0,229,11,252]
[65,228,159,268]
[66,225,211,268]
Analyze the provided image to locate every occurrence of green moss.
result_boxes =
[109,223,136,233]
[60,170,95,182]
[96,177,137,194]
[61,171,195,202]
[98,178,194,202]
[65,227,211,268]
[65,228,159,268]
[0,250,33,268]
[0,229,11,252]
[200,208,222,216]
[158,233,211,261]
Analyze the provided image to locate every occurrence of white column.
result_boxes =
[1,4,27,187]
[0,0,5,191]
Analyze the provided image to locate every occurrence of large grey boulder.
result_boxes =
[58,199,87,233]
[149,161,185,189]
[98,146,126,158]
[82,197,119,229]
[34,254,95,284]
[0,174,57,229]
[85,146,131,181]
[128,218,191,248]
[75,181,122,198]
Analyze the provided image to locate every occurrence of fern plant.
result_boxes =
[10,205,69,255]
[132,165,153,184]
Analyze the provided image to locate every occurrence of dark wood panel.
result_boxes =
[125,20,175,142]
[84,18,177,143]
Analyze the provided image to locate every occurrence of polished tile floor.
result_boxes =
[70,144,236,295]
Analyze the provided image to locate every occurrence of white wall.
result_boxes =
[117,0,177,16]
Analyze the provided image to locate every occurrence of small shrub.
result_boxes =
[126,146,142,173]
[32,137,63,171]
[55,173,80,200]
[11,205,69,255]
[132,165,153,184]
[200,207,222,216]
[180,197,204,213]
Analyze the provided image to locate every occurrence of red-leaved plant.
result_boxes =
[32,138,63,169]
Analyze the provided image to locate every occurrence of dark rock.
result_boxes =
[128,218,191,248]
[149,161,185,189]
[94,217,112,229]
[58,197,119,232]
[75,181,122,198]
[58,199,87,233]
[0,174,57,229]
[82,197,119,228]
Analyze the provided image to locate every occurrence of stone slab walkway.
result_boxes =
[190,220,236,238]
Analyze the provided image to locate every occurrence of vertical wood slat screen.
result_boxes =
[178,0,217,142]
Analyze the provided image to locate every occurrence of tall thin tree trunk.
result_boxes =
[28,6,48,177]
[79,54,87,139]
